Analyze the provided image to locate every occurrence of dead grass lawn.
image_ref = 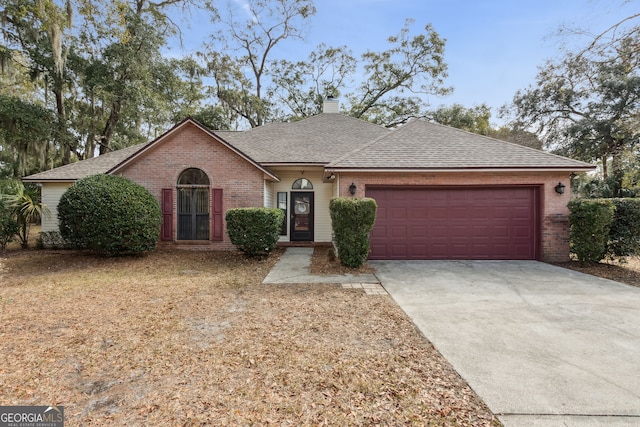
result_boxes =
[0,248,499,426]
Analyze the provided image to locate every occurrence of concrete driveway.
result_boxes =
[372,260,640,427]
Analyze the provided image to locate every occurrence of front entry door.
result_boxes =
[290,192,314,241]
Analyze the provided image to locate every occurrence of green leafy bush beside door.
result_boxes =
[330,197,377,268]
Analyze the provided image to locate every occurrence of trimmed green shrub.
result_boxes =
[226,207,284,257]
[568,199,615,263]
[607,198,640,260]
[58,174,161,256]
[0,204,19,251]
[330,197,377,268]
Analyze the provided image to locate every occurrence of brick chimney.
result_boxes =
[323,96,339,114]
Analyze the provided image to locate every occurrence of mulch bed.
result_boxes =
[553,256,640,288]
[309,244,375,276]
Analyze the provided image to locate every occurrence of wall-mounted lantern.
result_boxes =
[349,182,357,195]
[555,182,566,194]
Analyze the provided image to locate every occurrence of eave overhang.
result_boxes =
[324,166,596,173]
[21,178,76,183]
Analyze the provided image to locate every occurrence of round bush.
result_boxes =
[58,174,161,256]
[226,207,284,257]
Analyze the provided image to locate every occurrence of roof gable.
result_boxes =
[23,118,278,182]
[111,118,278,180]
[328,119,595,171]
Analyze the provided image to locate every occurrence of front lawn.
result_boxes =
[0,249,499,426]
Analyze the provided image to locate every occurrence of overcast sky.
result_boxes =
[168,0,637,125]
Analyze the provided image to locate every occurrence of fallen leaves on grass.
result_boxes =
[1,248,499,426]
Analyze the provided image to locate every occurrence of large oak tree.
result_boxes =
[508,32,640,183]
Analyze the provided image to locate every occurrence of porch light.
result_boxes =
[555,182,566,194]
[327,173,336,181]
[349,182,357,195]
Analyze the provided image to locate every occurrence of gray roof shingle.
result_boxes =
[23,115,594,182]
[328,119,594,170]
[22,141,152,181]
[217,113,391,164]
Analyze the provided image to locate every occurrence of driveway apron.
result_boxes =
[372,260,640,427]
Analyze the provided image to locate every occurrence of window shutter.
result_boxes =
[212,188,223,241]
[161,188,173,241]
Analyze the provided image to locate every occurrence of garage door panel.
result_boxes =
[409,207,428,220]
[390,244,408,258]
[430,226,448,239]
[450,224,471,238]
[429,244,449,258]
[492,245,510,258]
[492,225,509,237]
[472,207,491,218]
[411,244,428,255]
[367,186,538,260]
[449,207,469,217]
[513,225,532,238]
[472,225,490,237]
[390,207,406,219]
[390,225,407,238]
[410,225,428,237]
[370,222,387,237]
[427,191,448,202]
[429,207,448,219]
[390,192,408,201]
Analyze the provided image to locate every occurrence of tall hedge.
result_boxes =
[58,174,161,256]
[226,207,284,257]
[607,198,640,259]
[568,199,615,263]
[330,197,377,268]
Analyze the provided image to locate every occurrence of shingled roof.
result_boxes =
[328,119,594,171]
[23,115,594,182]
[217,113,391,164]
[22,141,152,182]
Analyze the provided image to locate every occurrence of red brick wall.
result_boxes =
[338,171,573,262]
[117,122,265,250]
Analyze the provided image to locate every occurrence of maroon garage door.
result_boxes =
[366,186,539,260]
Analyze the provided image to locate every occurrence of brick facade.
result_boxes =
[337,171,573,262]
[117,122,265,250]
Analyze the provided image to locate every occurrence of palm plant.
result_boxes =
[2,182,49,249]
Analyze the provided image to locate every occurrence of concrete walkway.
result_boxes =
[262,247,386,294]
[373,260,640,427]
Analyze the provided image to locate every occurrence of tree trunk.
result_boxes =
[99,99,122,155]
[54,86,71,165]
[84,132,96,159]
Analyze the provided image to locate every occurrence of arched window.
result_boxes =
[292,178,313,190]
[177,168,209,240]
[178,168,210,186]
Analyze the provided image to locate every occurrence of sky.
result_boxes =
[168,0,638,125]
